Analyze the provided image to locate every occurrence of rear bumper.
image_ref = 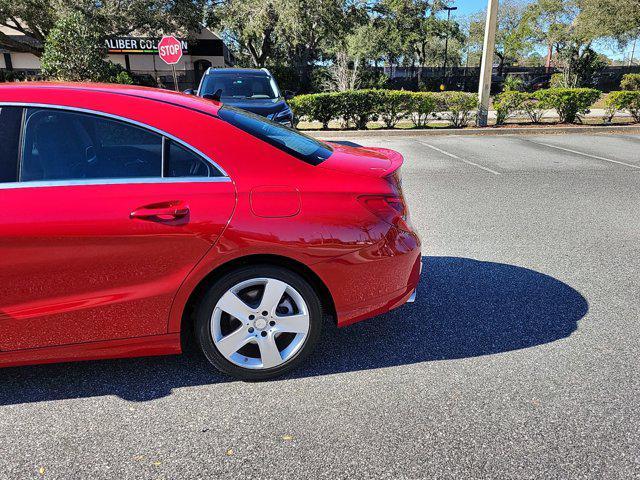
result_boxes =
[313,226,421,327]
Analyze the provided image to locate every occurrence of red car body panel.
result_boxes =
[0,83,421,369]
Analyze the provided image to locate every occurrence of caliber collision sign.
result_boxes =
[158,35,183,92]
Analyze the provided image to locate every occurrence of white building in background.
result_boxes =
[0,25,232,89]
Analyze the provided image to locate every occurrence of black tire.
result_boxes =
[194,265,323,381]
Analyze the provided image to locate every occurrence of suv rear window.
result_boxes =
[201,74,279,100]
[218,106,332,166]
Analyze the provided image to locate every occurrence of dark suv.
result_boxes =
[195,68,295,127]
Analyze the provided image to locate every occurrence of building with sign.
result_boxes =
[0,26,232,89]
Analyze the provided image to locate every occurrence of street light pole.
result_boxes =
[442,6,458,84]
[476,0,499,126]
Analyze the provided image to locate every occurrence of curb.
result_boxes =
[304,124,640,139]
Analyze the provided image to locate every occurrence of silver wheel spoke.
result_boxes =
[259,279,288,313]
[275,313,310,334]
[216,326,251,359]
[217,290,253,321]
[258,333,284,368]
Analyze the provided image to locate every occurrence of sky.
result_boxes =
[452,0,489,17]
[443,0,633,61]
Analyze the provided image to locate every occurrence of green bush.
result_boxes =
[290,90,477,129]
[290,88,606,129]
[337,90,379,129]
[42,11,109,82]
[112,71,133,84]
[620,73,640,91]
[41,10,133,85]
[439,92,478,128]
[534,88,601,123]
[290,92,341,129]
[521,96,549,123]
[550,73,566,89]
[494,91,529,125]
[605,91,640,122]
[376,90,413,128]
[408,92,439,127]
[502,75,525,92]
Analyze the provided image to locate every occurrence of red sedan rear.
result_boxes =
[0,83,421,380]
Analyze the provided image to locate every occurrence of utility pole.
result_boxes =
[442,6,458,84]
[476,0,499,127]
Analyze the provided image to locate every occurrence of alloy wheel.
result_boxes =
[211,277,310,369]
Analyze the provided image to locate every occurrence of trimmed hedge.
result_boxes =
[289,92,337,129]
[534,88,601,123]
[494,88,601,125]
[338,89,380,129]
[377,90,413,128]
[605,91,640,122]
[494,91,529,125]
[409,92,439,127]
[290,90,476,130]
[290,87,609,129]
[620,74,640,91]
[440,91,478,127]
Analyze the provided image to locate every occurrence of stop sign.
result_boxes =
[158,35,183,65]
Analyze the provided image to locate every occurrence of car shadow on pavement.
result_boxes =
[0,256,588,405]
[298,256,588,378]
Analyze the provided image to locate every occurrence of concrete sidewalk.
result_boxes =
[484,108,631,121]
[305,123,640,139]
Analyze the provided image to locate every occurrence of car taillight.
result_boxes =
[358,195,410,231]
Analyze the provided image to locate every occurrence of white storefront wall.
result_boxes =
[2,26,229,81]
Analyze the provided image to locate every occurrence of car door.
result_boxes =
[0,105,235,351]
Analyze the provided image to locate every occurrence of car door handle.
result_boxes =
[130,201,189,221]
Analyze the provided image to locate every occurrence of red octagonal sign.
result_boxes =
[158,35,183,65]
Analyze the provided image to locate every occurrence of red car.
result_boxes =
[0,83,421,380]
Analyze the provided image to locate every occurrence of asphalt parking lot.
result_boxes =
[1,132,639,479]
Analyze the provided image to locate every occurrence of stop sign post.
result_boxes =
[158,35,183,91]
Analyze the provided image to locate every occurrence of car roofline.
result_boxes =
[0,83,222,119]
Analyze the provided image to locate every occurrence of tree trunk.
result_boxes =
[545,43,553,72]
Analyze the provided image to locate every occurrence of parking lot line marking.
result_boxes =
[417,141,501,175]
[529,140,640,170]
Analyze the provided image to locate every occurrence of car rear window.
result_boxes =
[201,74,279,100]
[218,106,332,166]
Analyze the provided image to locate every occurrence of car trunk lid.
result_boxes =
[319,142,403,178]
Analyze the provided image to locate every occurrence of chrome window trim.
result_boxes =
[0,101,230,179]
[0,177,230,190]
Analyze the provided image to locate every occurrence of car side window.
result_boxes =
[0,106,23,183]
[21,108,162,182]
[164,139,217,177]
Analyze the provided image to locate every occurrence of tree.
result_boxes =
[521,0,578,70]
[0,0,54,56]
[555,43,606,87]
[578,0,640,43]
[274,0,357,91]
[41,10,111,81]
[206,0,278,67]
[469,0,533,75]
[40,9,133,83]
[523,0,606,86]
[0,0,208,57]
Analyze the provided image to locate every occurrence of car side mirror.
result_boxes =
[284,90,295,100]
[182,89,195,95]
